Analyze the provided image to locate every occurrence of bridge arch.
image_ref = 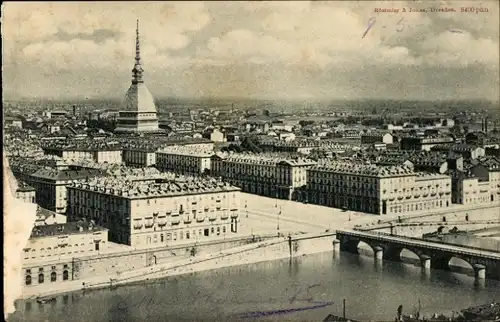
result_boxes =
[446,255,476,274]
[338,236,376,254]
[357,240,375,256]
[383,246,423,263]
[430,254,478,274]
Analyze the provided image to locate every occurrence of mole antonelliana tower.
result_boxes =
[114,20,160,134]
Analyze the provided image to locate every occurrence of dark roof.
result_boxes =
[472,156,500,171]
[16,181,36,192]
[30,221,107,238]
[31,168,104,181]
[451,144,482,152]
[4,116,22,121]
[35,206,58,219]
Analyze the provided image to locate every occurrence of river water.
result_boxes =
[9,251,500,322]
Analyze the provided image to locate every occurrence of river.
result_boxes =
[9,251,500,322]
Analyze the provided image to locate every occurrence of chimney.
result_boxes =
[482,118,485,132]
[485,117,489,133]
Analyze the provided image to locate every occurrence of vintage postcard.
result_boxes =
[3,1,499,321]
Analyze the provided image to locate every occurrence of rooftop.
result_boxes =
[35,206,58,220]
[69,176,240,199]
[472,156,500,171]
[451,143,482,152]
[69,159,176,179]
[41,139,122,151]
[16,182,36,192]
[310,161,415,177]
[30,220,107,238]
[158,145,215,157]
[213,152,316,167]
[31,167,105,181]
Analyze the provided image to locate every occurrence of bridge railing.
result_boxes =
[337,229,500,258]
[369,204,500,226]
[356,220,500,232]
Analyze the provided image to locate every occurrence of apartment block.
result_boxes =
[211,152,316,200]
[66,177,241,248]
[307,162,452,215]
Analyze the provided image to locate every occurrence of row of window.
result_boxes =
[25,270,69,285]
[144,226,230,243]
[460,195,495,204]
[24,242,102,259]
[386,200,449,214]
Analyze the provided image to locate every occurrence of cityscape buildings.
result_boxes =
[3,4,500,321]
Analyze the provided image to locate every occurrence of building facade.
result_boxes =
[26,168,104,213]
[400,136,455,151]
[156,146,213,175]
[451,174,493,206]
[307,162,452,215]
[361,132,393,145]
[22,222,108,287]
[15,182,36,203]
[66,177,241,248]
[470,157,500,203]
[122,148,157,167]
[211,153,316,199]
[42,144,122,164]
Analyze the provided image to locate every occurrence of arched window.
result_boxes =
[63,270,69,281]
[51,272,57,282]
[25,275,32,285]
[38,273,45,284]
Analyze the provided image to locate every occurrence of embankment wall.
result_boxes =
[21,233,337,297]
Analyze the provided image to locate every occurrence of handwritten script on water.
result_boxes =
[110,293,156,313]
[234,283,335,319]
[108,283,334,318]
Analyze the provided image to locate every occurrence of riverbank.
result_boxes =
[21,201,500,301]
[21,232,337,299]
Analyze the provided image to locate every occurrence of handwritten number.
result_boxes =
[289,283,322,304]
[362,17,376,39]
[396,17,405,32]
[305,284,321,302]
[112,295,156,312]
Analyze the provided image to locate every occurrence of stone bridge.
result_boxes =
[355,220,500,237]
[336,229,500,280]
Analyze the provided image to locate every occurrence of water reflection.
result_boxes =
[10,251,500,322]
[420,268,431,282]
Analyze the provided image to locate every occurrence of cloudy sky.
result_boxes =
[2,1,499,100]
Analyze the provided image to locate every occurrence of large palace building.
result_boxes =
[306,161,452,215]
[66,176,241,248]
[114,20,160,134]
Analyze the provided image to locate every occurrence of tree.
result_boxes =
[239,137,262,153]
[221,144,243,153]
[87,119,116,132]
[298,120,315,127]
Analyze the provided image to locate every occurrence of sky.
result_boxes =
[2,1,499,101]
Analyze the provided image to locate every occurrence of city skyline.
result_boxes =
[2,1,499,101]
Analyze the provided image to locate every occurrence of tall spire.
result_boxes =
[132,19,144,84]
